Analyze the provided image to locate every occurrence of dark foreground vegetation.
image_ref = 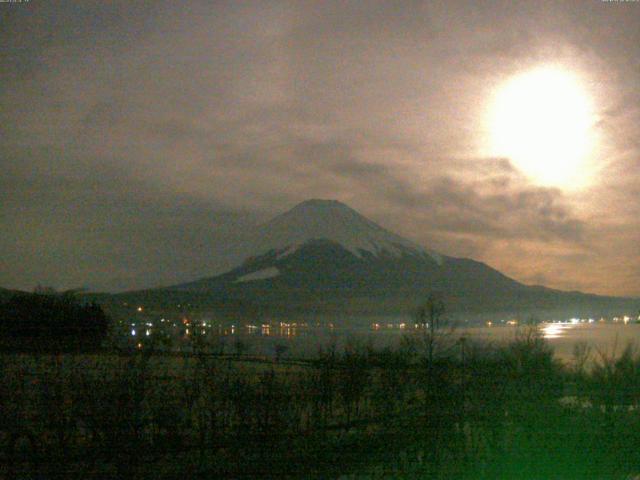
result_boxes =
[1,324,640,479]
[0,291,109,352]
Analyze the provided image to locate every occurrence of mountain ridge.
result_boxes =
[240,198,442,264]
[156,199,635,318]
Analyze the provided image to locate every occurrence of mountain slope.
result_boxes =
[160,199,634,317]
[252,199,441,262]
[0,287,17,302]
[178,199,445,294]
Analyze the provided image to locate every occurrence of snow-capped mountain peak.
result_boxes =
[252,199,442,263]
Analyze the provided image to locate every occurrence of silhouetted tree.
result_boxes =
[233,338,248,357]
[0,292,110,351]
[414,293,448,364]
[274,342,289,362]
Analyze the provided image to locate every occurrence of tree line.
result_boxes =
[0,290,109,352]
[1,325,640,478]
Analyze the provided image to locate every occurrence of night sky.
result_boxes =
[2,1,639,296]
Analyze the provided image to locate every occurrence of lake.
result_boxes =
[199,320,640,366]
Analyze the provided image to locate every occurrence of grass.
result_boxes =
[1,327,640,478]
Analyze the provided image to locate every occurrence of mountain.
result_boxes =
[0,287,17,302]
[144,199,634,319]
[234,199,442,264]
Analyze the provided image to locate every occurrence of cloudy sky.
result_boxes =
[2,0,639,296]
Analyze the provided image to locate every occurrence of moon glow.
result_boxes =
[488,66,596,188]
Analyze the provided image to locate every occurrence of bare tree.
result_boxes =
[274,343,288,362]
[415,293,447,364]
[233,338,248,358]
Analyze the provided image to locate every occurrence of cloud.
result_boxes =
[0,151,259,291]
[310,149,587,244]
[1,1,639,295]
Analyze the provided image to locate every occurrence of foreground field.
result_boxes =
[1,329,640,479]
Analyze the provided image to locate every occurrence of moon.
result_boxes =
[488,66,596,188]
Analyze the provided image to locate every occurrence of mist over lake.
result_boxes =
[167,319,640,367]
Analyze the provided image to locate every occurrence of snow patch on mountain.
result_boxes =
[235,267,280,283]
[253,199,442,264]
